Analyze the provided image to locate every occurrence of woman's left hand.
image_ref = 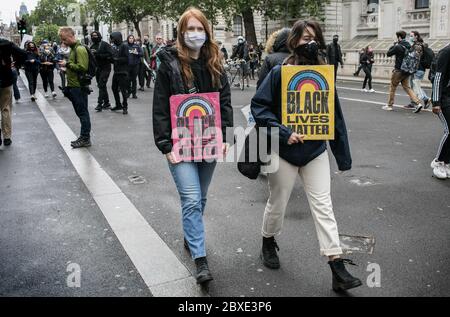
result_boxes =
[222,142,230,156]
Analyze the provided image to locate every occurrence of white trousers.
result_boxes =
[262,151,343,256]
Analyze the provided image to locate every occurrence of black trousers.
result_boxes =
[95,66,111,106]
[25,69,39,95]
[67,87,91,139]
[334,63,339,81]
[138,62,151,88]
[112,73,128,108]
[40,69,55,92]
[128,64,139,96]
[362,64,372,90]
[436,103,450,164]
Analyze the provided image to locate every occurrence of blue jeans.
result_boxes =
[411,70,429,101]
[68,87,91,138]
[168,161,217,259]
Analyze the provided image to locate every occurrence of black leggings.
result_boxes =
[40,69,55,92]
[362,64,372,90]
[25,69,39,95]
[436,106,450,164]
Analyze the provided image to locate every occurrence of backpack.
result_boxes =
[400,43,422,74]
[422,47,435,70]
[74,44,97,86]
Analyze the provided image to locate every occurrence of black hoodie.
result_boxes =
[387,39,411,70]
[90,32,114,68]
[110,32,129,75]
[0,39,26,88]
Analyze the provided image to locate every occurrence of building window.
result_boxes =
[415,0,429,9]
[232,15,243,36]
[367,0,379,13]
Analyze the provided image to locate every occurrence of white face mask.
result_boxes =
[184,32,206,51]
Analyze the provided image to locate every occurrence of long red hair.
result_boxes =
[176,7,223,89]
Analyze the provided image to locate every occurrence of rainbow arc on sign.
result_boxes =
[288,70,329,91]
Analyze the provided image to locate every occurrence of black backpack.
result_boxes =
[74,44,97,86]
[422,47,435,70]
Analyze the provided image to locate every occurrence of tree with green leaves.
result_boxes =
[27,0,78,27]
[33,23,60,44]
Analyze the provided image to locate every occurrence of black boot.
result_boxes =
[194,257,213,284]
[328,258,362,292]
[102,103,111,109]
[94,104,102,112]
[260,237,280,269]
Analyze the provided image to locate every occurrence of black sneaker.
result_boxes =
[71,138,91,148]
[71,136,82,145]
[123,108,128,115]
[3,138,12,146]
[94,105,102,112]
[194,257,213,284]
[328,258,362,292]
[132,95,138,99]
[102,103,111,109]
[260,237,280,269]
[111,105,123,111]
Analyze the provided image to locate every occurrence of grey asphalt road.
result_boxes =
[1,72,449,297]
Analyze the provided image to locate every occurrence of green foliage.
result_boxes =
[28,0,78,26]
[33,23,60,44]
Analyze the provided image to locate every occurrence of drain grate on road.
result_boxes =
[128,175,147,185]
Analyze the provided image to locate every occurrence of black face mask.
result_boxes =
[333,38,338,44]
[294,41,318,60]
[92,37,100,44]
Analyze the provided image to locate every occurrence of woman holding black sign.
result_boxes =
[152,7,233,286]
[250,20,361,292]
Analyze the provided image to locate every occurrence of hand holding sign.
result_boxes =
[287,132,305,145]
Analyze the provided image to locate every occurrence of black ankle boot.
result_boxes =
[195,257,213,284]
[260,237,280,269]
[328,258,362,291]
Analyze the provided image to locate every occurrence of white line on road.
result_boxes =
[19,74,207,297]
[339,96,432,112]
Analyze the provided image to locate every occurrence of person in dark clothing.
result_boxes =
[39,43,57,98]
[430,43,450,179]
[0,38,26,146]
[353,47,365,76]
[383,30,421,112]
[140,35,153,89]
[250,20,361,292]
[90,31,114,111]
[257,27,291,89]
[360,45,375,92]
[24,41,40,101]
[126,35,143,99]
[231,35,250,87]
[152,8,233,286]
[110,32,129,114]
[326,34,344,80]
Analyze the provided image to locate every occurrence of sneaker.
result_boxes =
[194,257,213,285]
[71,136,83,145]
[413,103,423,113]
[430,159,441,169]
[102,103,111,109]
[353,72,359,76]
[31,95,36,102]
[71,138,91,148]
[44,93,49,98]
[404,103,415,109]
[382,105,393,111]
[52,91,57,98]
[424,98,431,109]
[3,138,12,146]
[94,105,103,112]
[362,88,368,92]
[328,258,362,292]
[132,95,138,99]
[260,236,280,269]
[111,105,123,111]
[369,89,375,93]
[433,162,447,179]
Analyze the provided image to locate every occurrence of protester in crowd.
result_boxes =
[383,30,422,113]
[152,7,233,286]
[430,43,450,180]
[39,43,57,98]
[231,35,250,88]
[0,38,26,146]
[126,35,143,99]
[250,19,362,292]
[56,42,71,90]
[361,45,375,93]
[24,41,40,102]
[110,32,129,114]
[326,34,344,80]
[257,28,290,89]
[90,31,114,112]
[248,44,259,80]
[58,27,92,148]
[150,33,165,76]
[353,47,365,76]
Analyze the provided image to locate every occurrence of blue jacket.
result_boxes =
[250,65,352,170]
[127,43,143,66]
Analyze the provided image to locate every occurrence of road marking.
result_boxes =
[339,96,432,112]
[20,74,207,297]
[337,86,407,96]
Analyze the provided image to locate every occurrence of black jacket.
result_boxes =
[231,43,249,61]
[251,65,352,170]
[257,29,290,89]
[152,47,233,154]
[110,32,129,75]
[360,52,374,66]
[387,40,410,70]
[91,40,113,68]
[432,44,450,109]
[326,42,343,66]
[0,39,26,88]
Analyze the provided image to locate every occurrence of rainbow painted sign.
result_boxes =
[281,65,335,140]
[170,92,223,161]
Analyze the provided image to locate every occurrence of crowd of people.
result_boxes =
[1,6,449,292]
